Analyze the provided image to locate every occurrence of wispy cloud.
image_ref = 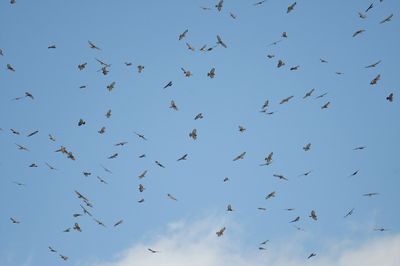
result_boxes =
[85,216,400,266]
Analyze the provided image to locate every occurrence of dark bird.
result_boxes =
[60,255,68,261]
[223,177,229,182]
[290,65,300,71]
[207,68,216,78]
[155,161,165,168]
[177,154,188,161]
[321,102,330,109]
[352,29,365,37]
[108,153,118,159]
[27,130,38,137]
[107,81,116,91]
[259,247,267,251]
[303,88,315,99]
[78,119,86,126]
[216,227,226,237]
[320,58,328,63]
[48,44,56,49]
[88,40,101,50]
[233,152,246,161]
[315,92,328,99]
[63,227,71,233]
[349,170,359,177]
[93,218,106,227]
[138,198,145,203]
[186,42,195,51]
[258,207,267,211]
[148,248,160,253]
[363,192,379,197]
[380,14,393,24]
[163,81,173,89]
[267,54,275,59]
[98,127,106,134]
[374,228,388,232]
[100,164,113,174]
[287,2,297,13]
[137,65,145,73]
[358,12,367,19]
[78,63,87,70]
[0,48,3,55]
[115,141,128,146]
[230,12,236,19]
[138,170,147,179]
[365,3,373,13]
[239,126,246,133]
[386,93,394,102]
[265,191,276,199]
[277,60,285,68]
[290,216,300,223]
[227,204,233,211]
[179,29,188,40]
[10,217,20,224]
[309,210,317,220]
[25,92,34,99]
[10,128,20,135]
[167,193,178,201]
[253,0,266,5]
[279,95,293,104]
[45,162,57,170]
[15,143,29,151]
[139,154,146,158]
[106,109,112,118]
[12,181,26,186]
[216,35,227,48]
[49,134,56,141]
[181,67,192,77]
[194,113,203,120]
[307,253,317,259]
[273,174,288,181]
[344,208,354,218]
[189,129,197,140]
[215,0,224,11]
[83,172,91,177]
[48,246,57,253]
[354,146,366,150]
[366,61,382,68]
[125,62,132,66]
[303,143,311,151]
[114,220,123,227]
[298,170,312,177]
[370,74,380,85]
[170,100,178,111]
[7,64,15,72]
[80,204,92,216]
[96,176,108,184]
[73,222,82,232]
[29,163,38,168]
[134,132,147,141]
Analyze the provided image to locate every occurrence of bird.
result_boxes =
[73,213,82,218]
[138,198,144,203]
[134,132,147,141]
[10,217,20,224]
[263,152,273,165]
[298,170,312,177]
[170,100,178,111]
[194,113,203,120]
[185,42,195,51]
[370,74,381,85]
[344,208,354,218]
[88,40,101,50]
[60,254,69,261]
[125,62,132,66]
[96,176,108,184]
[27,130,38,137]
[48,44,56,49]
[80,205,92,216]
[358,12,367,19]
[386,93,394,102]
[25,92,34,99]
[277,60,285,68]
[83,172,91,177]
[155,161,165,168]
[352,29,365,37]
[167,193,178,201]
[259,247,267,251]
[282,32,288,38]
[290,65,300,71]
[0,48,3,55]
[365,3,373,13]
[216,35,227,48]
[148,248,160,253]
[137,65,145,73]
[189,129,197,140]
[261,100,269,110]
[227,204,233,211]
[303,88,315,99]
[354,146,366,150]
[78,63,87,70]
[138,170,147,179]
[10,128,20,135]
[216,227,226,237]
[73,222,82,232]
[177,154,188,161]
[114,220,123,227]
[273,174,288,181]
[49,134,56,141]
[163,81,173,89]
[29,163,38,168]
[253,0,266,5]
[321,102,330,109]
[267,54,275,59]
[63,228,71,233]
[45,162,57,170]
[290,216,300,223]
[230,12,236,19]
[98,126,106,134]
[7,63,16,72]
[380,14,393,24]
[12,181,26,186]
[15,143,29,151]
[114,141,128,146]
[307,253,317,259]
[374,228,388,232]
[207,68,216,78]
[258,207,267,211]
[107,81,116,91]
[303,143,311,151]
[287,2,297,13]
[309,210,317,220]
[279,95,293,104]
[78,119,86,126]
[365,60,381,68]
[181,67,192,77]
[100,164,113,174]
[265,191,276,199]
[48,246,57,253]
[233,152,246,161]
[349,170,359,177]
[238,126,246,133]
[93,218,106,227]
[223,177,229,182]
[179,29,188,40]
[215,0,224,11]
[105,109,112,118]
[363,192,379,197]
[260,240,269,245]
[320,58,328,63]
[108,153,118,159]
[315,92,328,99]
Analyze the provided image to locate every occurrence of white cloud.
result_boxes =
[86,216,400,266]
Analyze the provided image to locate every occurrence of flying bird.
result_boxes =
[163,81,173,89]
[321,102,330,109]
[148,248,160,253]
[177,154,188,161]
[303,88,315,99]
[215,0,224,11]
[365,60,381,68]
[179,29,188,40]
[96,176,108,184]
[253,0,266,6]
[114,141,128,146]
[370,74,380,85]
[186,42,195,51]
[107,81,116,91]
[216,227,226,237]
[216,35,227,48]
[78,119,86,126]
[138,170,147,179]
[181,67,192,77]
[10,217,20,224]
[380,14,393,24]
[108,153,118,159]
[114,220,123,227]
[189,129,197,140]
[238,126,246,133]
[307,253,317,259]
[88,40,101,50]
[352,29,365,37]
[287,2,297,13]
[365,3,373,13]
[290,216,300,223]
[273,174,288,181]
[134,132,147,141]
[280,95,294,104]
[73,222,82,232]
[155,161,165,168]
[230,12,236,19]
[137,65,145,73]
[25,92,34,99]
[277,60,285,68]
[344,208,354,218]
[233,152,246,161]
[194,113,203,120]
[207,68,216,78]
[170,100,178,111]
[227,204,233,211]
[7,64,15,72]
[386,93,393,102]
[15,143,29,151]
[167,193,178,201]
[358,12,367,19]
[309,210,317,220]
[363,192,379,197]
[265,191,276,199]
[60,255,68,261]
[98,126,106,134]
[48,246,57,253]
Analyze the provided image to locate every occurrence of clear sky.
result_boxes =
[1,1,399,266]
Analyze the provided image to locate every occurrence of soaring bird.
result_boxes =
[215,0,224,11]
[170,100,178,111]
[320,58,328,63]
[186,42,195,51]
[108,153,118,159]
[287,2,297,13]
[25,92,34,99]
[107,81,116,91]
[194,113,203,120]
[216,35,227,48]
[303,88,315,99]
[15,143,29,151]
[358,12,367,19]
[137,65,145,73]
[27,130,38,137]
[114,141,128,146]
[233,152,246,161]
[114,219,123,227]
[303,143,311,151]
[93,218,106,227]
[349,170,359,177]
[60,255,69,261]
[374,228,388,232]
[179,29,188,40]
[105,109,112,118]
[370,74,380,85]
[363,192,379,197]
[352,29,365,37]
[380,14,393,24]
[207,68,216,78]
[263,152,273,165]
[307,253,317,259]
[238,126,246,133]
[365,3,373,13]
[227,204,233,211]
[290,65,300,71]
[96,176,108,184]
[386,93,393,102]
[10,217,20,224]
[273,174,288,181]
[181,67,192,77]
[265,191,276,199]
[45,162,57,170]
[148,248,160,253]
[344,208,354,218]
[177,154,188,161]
[10,128,20,135]
[189,129,197,140]
[78,119,86,126]
[134,132,148,141]
[253,0,266,5]
[315,92,328,99]
[279,95,293,104]
[277,60,285,68]
[138,170,147,179]
[321,102,330,109]
[48,246,57,253]
[73,222,82,232]
[88,40,101,50]
[216,227,226,237]
[365,60,381,68]
[163,81,173,89]
[309,210,317,220]
[80,205,92,216]
[290,216,300,223]
[230,12,237,19]
[167,193,178,201]
[139,184,145,192]
[98,127,106,134]
[155,161,165,168]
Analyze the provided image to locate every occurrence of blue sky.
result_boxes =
[1,1,399,265]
